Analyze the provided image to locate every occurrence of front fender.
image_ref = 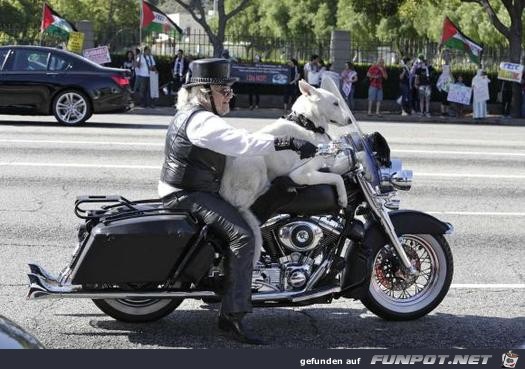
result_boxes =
[340,210,453,299]
[388,210,453,235]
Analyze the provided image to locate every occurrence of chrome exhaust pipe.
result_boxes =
[27,264,341,302]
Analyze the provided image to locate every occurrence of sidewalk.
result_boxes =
[127,106,525,126]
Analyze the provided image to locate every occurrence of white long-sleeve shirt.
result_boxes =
[186,110,275,156]
[158,110,276,197]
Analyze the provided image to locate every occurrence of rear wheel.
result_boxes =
[92,282,187,323]
[52,90,92,125]
[360,234,453,321]
[93,298,183,323]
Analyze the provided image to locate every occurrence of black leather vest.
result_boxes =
[160,107,226,192]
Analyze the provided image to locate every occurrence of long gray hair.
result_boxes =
[176,86,210,111]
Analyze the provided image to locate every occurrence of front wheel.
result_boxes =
[360,234,453,321]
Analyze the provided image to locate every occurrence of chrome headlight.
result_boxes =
[380,159,413,192]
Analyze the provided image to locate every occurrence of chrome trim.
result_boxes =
[380,159,413,192]
[261,214,290,228]
[355,171,417,273]
[445,222,455,235]
[291,287,341,302]
[27,264,340,303]
[278,221,324,252]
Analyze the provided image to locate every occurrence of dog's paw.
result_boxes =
[338,196,348,209]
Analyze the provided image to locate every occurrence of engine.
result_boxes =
[252,215,343,292]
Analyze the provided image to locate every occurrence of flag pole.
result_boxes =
[40,2,45,46]
[139,0,143,47]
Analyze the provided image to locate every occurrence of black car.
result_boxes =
[0,315,44,349]
[0,45,132,125]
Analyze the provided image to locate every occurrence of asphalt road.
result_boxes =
[0,112,523,349]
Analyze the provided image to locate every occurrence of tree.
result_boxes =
[169,0,252,57]
[461,0,525,116]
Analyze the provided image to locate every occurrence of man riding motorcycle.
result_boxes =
[157,58,317,344]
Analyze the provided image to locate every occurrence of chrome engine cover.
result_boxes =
[278,221,324,252]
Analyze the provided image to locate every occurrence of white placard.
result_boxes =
[473,82,490,102]
[83,46,111,65]
[447,84,472,105]
[149,71,159,99]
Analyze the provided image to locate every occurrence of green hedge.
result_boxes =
[109,54,501,103]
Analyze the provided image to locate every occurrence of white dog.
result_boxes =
[219,80,350,261]
[220,79,349,211]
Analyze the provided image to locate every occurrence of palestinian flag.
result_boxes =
[41,3,77,38]
[141,1,182,36]
[441,17,483,65]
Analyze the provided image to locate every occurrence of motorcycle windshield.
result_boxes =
[320,78,381,186]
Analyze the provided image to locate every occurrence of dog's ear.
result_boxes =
[299,80,317,96]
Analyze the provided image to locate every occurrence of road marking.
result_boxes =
[394,149,525,157]
[417,172,525,179]
[429,211,525,217]
[0,162,159,169]
[450,284,525,289]
[4,139,525,159]
[0,139,162,147]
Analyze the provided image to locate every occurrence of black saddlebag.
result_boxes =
[71,214,199,285]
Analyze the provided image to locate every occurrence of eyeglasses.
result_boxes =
[213,87,234,98]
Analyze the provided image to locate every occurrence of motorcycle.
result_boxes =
[27,81,454,323]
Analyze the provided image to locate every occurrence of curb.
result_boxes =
[125,107,525,126]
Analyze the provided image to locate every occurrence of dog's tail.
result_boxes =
[239,208,263,266]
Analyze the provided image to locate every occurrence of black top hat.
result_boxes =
[184,58,238,88]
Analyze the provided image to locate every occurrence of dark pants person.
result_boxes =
[249,92,260,109]
[502,90,512,117]
[137,76,151,108]
[400,84,411,114]
[163,191,255,314]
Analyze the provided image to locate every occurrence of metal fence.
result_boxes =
[0,24,511,69]
[350,39,510,71]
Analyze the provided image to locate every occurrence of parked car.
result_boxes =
[0,45,132,125]
[0,315,44,349]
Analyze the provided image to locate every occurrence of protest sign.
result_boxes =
[497,62,523,83]
[67,32,84,54]
[83,46,111,65]
[447,84,472,105]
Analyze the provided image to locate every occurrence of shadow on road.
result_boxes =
[64,305,525,349]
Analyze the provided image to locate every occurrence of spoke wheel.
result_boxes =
[361,234,453,320]
[52,90,92,125]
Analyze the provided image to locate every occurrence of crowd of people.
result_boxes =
[119,48,519,119]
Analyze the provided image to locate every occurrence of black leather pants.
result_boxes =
[163,191,255,314]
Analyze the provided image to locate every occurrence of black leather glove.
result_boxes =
[274,136,317,159]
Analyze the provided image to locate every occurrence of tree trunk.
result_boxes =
[508,23,522,117]
[213,19,227,58]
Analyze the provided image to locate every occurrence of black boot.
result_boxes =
[218,313,267,345]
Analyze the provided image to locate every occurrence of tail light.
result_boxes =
[111,75,129,88]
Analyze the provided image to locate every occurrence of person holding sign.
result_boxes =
[472,69,490,120]
[135,46,158,108]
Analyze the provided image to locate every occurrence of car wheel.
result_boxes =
[52,90,92,126]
